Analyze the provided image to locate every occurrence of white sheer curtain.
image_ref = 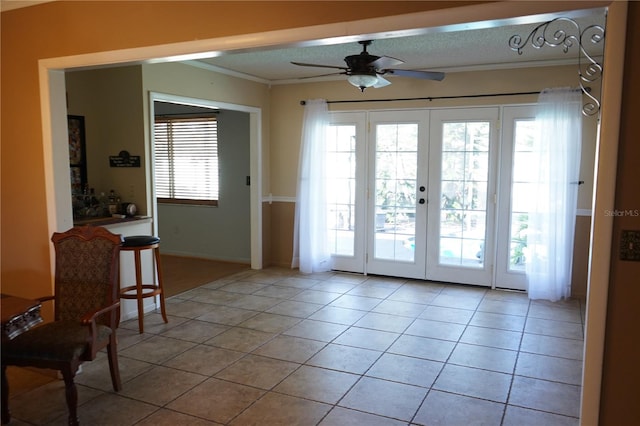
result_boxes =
[526,88,582,301]
[291,99,333,273]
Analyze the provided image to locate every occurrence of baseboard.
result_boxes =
[160,250,250,265]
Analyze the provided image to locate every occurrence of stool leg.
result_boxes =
[134,249,145,333]
[153,247,169,323]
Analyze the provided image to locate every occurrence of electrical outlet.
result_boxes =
[620,230,640,261]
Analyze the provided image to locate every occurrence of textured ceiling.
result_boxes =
[193,9,606,85]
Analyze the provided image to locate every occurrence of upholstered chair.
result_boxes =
[1,226,123,426]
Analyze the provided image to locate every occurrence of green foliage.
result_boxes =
[510,213,528,266]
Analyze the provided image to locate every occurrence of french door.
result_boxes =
[326,106,531,290]
[365,111,429,279]
[426,108,499,286]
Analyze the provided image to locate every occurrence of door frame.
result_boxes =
[148,91,261,258]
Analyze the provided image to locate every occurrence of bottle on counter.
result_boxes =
[89,188,99,206]
[99,192,109,216]
[83,184,90,207]
[108,189,120,215]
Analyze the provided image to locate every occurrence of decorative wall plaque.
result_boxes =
[109,150,140,167]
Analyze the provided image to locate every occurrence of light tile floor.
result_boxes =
[5,268,585,425]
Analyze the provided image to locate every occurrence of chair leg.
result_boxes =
[1,364,10,425]
[60,366,79,426]
[153,246,168,323]
[106,336,122,392]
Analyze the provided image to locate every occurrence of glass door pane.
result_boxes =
[373,123,418,262]
[439,121,490,267]
[509,119,536,272]
[327,124,356,256]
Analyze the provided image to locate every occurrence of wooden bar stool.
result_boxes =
[119,235,168,333]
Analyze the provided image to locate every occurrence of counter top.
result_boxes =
[73,216,151,227]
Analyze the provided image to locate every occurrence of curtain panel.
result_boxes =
[292,99,333,273]
[526,88,582,301]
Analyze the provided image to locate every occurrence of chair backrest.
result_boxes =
[51,226,122,324]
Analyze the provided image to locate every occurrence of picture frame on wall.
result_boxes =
[67,115,87,194]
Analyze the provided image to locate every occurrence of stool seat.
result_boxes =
[122,235,160,247]
[119,235,167,333]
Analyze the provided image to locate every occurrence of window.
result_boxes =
[154,116,219,206]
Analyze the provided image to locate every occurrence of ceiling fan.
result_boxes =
[291,40,445,92]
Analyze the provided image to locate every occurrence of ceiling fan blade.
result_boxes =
[385,69,445,81]
[299,71,346,79]
[370,55,404,69]
[373,75,391,88]
[291,61,347,70]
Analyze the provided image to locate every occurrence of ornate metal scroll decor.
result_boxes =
[509,17,605,116]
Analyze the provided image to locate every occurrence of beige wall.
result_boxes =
[572,215,592,298]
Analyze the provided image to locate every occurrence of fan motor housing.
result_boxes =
[344,54,380,74]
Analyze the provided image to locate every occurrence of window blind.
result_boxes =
[154,116,219,205]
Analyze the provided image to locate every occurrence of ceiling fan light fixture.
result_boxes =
[347,73,378,92]
[291,40,446,91]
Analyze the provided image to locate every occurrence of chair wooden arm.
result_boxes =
[80,301,120,359]
[80,301,120,326]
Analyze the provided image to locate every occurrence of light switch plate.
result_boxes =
[620,230,640,261]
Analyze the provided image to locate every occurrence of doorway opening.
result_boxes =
[149,93,257,266]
